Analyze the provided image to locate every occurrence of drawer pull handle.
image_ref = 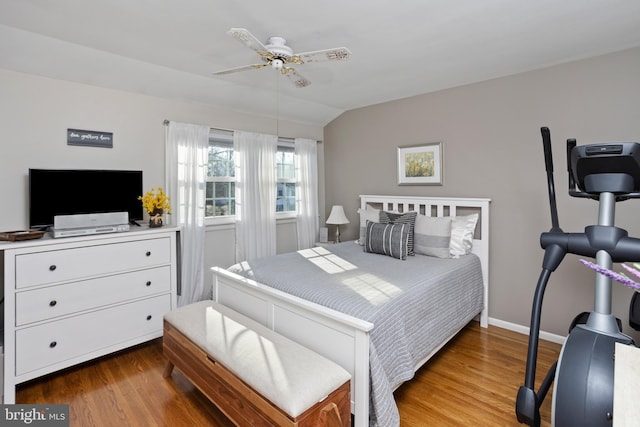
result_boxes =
[50,341,57,348]
[49,300,57,307]
[49,265,57,271]
[146,251,151,257]
[146,281,152,287]
[146,315,152,321]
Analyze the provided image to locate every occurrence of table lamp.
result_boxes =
[326,205,350,243]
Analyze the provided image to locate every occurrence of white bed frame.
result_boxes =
[211,195,490,427]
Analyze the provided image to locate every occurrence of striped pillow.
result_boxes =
[364,221,409,260]
[379,211,417,255]
[414,214,452,258]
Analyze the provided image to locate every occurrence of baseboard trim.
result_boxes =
[488,317,566,345]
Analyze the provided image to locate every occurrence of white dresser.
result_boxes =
[0,226,179,403]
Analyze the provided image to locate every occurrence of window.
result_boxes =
[206,131,235,217]
[276,143,296,213]
[205,130,297,218]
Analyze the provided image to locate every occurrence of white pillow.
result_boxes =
[414,214,452,258]
[450,213,479,258]
[357,205,380,245]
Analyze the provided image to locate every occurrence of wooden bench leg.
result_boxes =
[162,361,174,378]
[319,402,344,427]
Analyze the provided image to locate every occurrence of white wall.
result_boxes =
[0,68,323,279]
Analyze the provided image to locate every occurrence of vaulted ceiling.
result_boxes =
[1,0,640,126]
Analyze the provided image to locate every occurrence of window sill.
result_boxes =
[276,212,297,222]
[204,213,297,229]
[205,216,235,228]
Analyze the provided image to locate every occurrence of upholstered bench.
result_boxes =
[163,301,352,427]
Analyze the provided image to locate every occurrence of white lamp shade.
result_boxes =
[326,205,350,225]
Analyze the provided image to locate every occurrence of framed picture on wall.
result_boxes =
[397,142,443,185]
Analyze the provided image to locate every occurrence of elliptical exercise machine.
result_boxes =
[516,127,640,426]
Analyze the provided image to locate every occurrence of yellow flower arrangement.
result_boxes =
[138,187,172,215]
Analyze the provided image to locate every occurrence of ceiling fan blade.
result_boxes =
[291,47,351,65]
[227,28,269,55]
[212,63,268,75]
[283,67,311,88]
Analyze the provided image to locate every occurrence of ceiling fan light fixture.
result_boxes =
[271,58,284,71]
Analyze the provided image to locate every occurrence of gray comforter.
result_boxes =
[227,241,484,427]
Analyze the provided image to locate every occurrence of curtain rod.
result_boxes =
[163,120,233,133]
[162,120,321,143]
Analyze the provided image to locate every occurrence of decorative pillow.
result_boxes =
[363,221,409,260]
[379,211,417,255]
[414,215,452,258]
[450,213,479,258]
[357,205,381,245]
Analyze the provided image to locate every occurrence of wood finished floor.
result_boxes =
[16,322,560,426]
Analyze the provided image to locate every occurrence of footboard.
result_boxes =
[211,266,374,427]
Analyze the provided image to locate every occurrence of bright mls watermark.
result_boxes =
[0,405,69,426]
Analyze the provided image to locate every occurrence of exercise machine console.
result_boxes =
[515,127,640,426]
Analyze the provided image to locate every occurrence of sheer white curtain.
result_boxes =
[234,131,278,262]
[295,138,319,249]
[165,121,209,306]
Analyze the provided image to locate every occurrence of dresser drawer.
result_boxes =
[15,237,171,289]
[15,266,171,326]
[15,294,170,376]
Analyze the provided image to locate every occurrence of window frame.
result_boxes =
[206,130,235,224]
[204,131,298,226]
[275,139,296,219]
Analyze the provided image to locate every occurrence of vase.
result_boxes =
[148,208,164,228]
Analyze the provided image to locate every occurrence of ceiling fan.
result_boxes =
[212,28,351,88]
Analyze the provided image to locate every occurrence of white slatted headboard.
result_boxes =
[359,195,491,327]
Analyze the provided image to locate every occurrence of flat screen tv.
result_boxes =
[29,169,143,229]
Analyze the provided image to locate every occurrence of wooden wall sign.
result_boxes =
[67,128,113,148]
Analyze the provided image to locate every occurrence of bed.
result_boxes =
[210,195,490,427]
